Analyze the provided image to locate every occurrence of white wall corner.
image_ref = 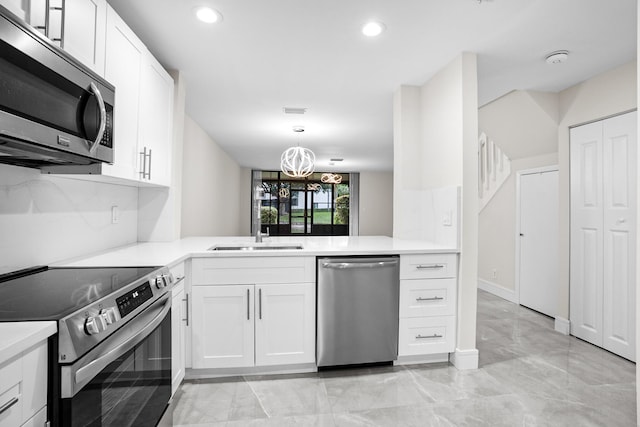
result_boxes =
[554,317,570,335]
[478,279,518,304]
[449,348,479,370]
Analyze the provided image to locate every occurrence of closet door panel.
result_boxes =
[602,111,636,361]
[570,122,604,346]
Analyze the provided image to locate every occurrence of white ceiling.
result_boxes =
[107,0,637,172]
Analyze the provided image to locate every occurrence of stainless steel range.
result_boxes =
[0,265,175,427]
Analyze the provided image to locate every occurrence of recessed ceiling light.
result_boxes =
[362,21,386,37]
[545,50,569,64]
[194,6,222,24]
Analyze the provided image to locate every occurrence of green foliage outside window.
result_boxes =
[261,206,278,224]
[335,194,349,224]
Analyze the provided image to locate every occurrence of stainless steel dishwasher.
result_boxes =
[317,256,400,367]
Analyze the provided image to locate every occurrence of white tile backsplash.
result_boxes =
[0,164,138,274]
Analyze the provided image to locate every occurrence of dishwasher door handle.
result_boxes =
[322,260,399,269]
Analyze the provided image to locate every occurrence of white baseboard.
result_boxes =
[450,348,479,370]
[395,353,449,366]
[478,279,518,303]
[554,317,570,335]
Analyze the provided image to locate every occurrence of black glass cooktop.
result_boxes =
[0,266,158,321]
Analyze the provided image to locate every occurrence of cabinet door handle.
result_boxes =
[247,288,250,320]
[182,293,189,326]
[259,288,262,320]
[0,395,19,415]
[147,149,152,180]
[139,147,147,178]
[416,296,444,301]
[416,264,445,270]
[416,333,443,339]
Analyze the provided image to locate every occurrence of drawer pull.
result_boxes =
[416,333,443,339]
[416,264,445,270]
[0,395,19,415]
[416,296,444,302]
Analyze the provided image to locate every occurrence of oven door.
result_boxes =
[58,294,171,427]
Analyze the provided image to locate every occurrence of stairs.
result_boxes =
[478,132,511,212]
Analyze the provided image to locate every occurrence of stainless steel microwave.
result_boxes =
[0,6,114,168]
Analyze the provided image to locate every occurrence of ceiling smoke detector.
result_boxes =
[292,126,305,133]
[545,50,569,64]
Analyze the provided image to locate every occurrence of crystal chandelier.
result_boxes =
[280,127,315,178]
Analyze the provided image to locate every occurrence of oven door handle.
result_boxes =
[74,295,170,389]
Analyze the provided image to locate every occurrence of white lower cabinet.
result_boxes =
[398,254,458,359]
[192,282,315,369]
[192,285,255,369]
[0,341,47,427]
[170,262,187,396]
[255,283,316,366]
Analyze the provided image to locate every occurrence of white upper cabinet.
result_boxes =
[102,4,144,182]
[63,0,107,75]
[101,4,173,187]
[138,51,174,186]
[24,0,106,75]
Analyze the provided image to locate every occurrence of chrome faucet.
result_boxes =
[255,227,269,243]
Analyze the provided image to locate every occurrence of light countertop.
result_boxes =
[56,236,458,268]
[0,321,56,365]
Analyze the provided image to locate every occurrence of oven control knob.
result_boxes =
[154,275,165,289]
[100,307,119,325]
[84,316,101,335]
[162,274,172,286]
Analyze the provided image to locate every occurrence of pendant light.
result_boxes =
[280,127,315,178]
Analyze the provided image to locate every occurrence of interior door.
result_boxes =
[570,121,605,346]
[518,169,559,317]
[602,112,636,360]
[569,111,637,361]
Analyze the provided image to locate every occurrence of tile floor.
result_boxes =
[161,290,636,426]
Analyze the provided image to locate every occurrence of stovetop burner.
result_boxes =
[0,266,158,321]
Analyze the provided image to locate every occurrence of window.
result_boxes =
[252,171,350,236]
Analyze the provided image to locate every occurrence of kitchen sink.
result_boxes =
[208,244,304,251]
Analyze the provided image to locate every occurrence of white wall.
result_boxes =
[478,90,560,293]
[181,116,246,236]
[478,153,558,294]
[359,171,393,236]
[557,60,637,320]
[0,164,138,274]
[393,53,479,367]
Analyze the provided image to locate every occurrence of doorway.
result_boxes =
[517,167,559,317]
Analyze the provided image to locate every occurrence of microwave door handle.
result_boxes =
[88,82,106,155]
[73,295,170,389]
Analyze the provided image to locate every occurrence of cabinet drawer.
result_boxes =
[192,257,314,285]
[398,316,456,356]
[400,254,457,279]
[400,278,456,317]
[0,357,22,427]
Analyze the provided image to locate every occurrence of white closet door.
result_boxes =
[570,111,636,361]
[602,112,636,361]
[519,169,559,317]
[570,121,604,346]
